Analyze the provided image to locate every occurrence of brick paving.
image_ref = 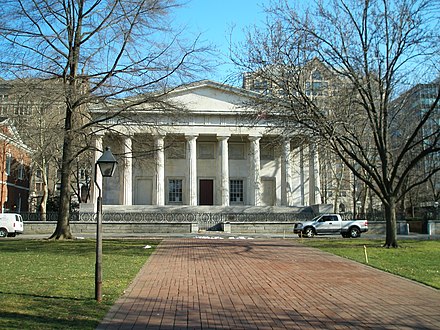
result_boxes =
[97,238,440,329]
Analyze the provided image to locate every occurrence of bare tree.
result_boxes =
[3,79,65,220]
[233,0,440,247]
[0,0,208,239]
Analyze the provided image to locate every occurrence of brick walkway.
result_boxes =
[97,238,440,329]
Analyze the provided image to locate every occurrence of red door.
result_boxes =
[199,179,214,205]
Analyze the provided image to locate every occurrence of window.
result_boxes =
[79,169,88,181]
[168,179,183,203]
[230,179,244,204]
[198,142,215,159]
[321,215,337,222]
[0,94,9,114]
[18,162,24,180]
[229,143,245,159]
[306,70,329,96]
[35,169,44,191]
[166,142,186,159]
[311,70,322,80]
[5,155,12,176]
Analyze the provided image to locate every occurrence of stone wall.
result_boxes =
[22,220,440,236]
[23,221,197,235]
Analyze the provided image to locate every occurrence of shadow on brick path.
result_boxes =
[97,239,440,329]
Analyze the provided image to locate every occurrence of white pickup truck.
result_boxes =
[294,214,368,238]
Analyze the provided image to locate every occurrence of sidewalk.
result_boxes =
[97,238,440,329]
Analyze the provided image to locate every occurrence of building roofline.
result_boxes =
[165,79,260,99]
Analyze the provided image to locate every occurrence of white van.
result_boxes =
[0,213,24,238]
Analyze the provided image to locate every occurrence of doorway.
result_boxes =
[199,179,214,205]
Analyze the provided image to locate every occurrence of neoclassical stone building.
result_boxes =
[91,80,320,209]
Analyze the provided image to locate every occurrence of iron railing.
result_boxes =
[19,211,391,223]
[20,211,314,223]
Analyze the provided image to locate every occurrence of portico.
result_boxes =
[91,81,320,209]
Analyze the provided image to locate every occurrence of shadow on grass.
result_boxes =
[0,290,95,302]
[0,239,158,330]
[0,310,100,330]
[0,239,159,256]
[0,291,109,330]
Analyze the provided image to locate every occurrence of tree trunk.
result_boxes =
[39,187,48,222]
[384,197,398,248]
[49,133,74,239]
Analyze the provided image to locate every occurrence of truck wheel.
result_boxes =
[304,227,315,238]
[349,227,361,238]
[0,228,8,238]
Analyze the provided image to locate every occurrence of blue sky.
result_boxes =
[174,0,268,83]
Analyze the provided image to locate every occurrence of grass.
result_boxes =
[298,238,440,289]
[0,239,159,329]
[1,237,438,329]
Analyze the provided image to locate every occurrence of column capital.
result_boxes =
[185,134,199,140]
[248,135,262,142]
[217,135,230,141]
[153,134,166,140]
[154,135,165,149]
[93,131,105,137]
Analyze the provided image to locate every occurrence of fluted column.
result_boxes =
[281,139,292,206]
[121,136,133,205]
[217,135,230,206]
[309,143,320,205]
[249,136,261,206]
[186,134,198,205]
[300,146,306,205]
[155,135,165,205]
[290,145,304,206]
[314,144,321,204]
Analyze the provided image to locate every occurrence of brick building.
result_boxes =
[0,117,32,212]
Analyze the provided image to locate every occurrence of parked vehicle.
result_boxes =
[294,214,368,238]
[0,213,24,238]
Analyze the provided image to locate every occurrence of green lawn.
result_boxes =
[0,239,159,330]
[1,238,438,329]
[299,238,440,289]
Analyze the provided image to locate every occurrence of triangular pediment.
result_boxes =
[0,117,21,140]
[164,80,255,113]
[0,117,31,152]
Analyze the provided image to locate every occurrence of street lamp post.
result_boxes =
[94,147,117,302]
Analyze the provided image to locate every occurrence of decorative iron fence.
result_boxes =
[20,211,388,223]
[20,211,314,223]
[20,212,60,221]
